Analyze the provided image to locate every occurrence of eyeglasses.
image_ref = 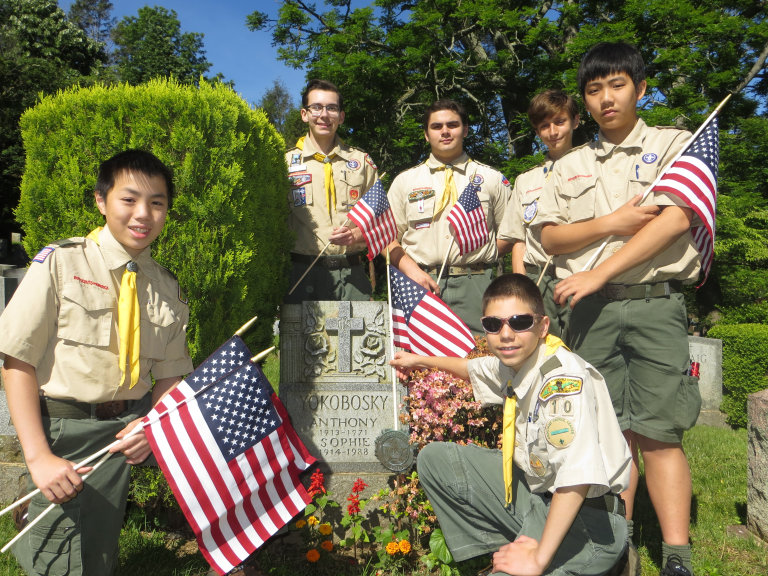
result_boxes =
[480,314,543,334]
[305,104,341,117]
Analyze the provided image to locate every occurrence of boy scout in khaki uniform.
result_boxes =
[285,79,379,303]
[536,43,701,576]
[390,274,631,576]
[499,90,581,338]
[0,150,193,576]
[388,99,513,335]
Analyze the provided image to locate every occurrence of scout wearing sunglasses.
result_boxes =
[390,273,631,576]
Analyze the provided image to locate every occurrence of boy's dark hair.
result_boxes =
[423,99,468,128]
[95,150,175,209]
[301,79,344,110]
[577,42,646,96]
[482,273,546,316]
[528,90,579,129]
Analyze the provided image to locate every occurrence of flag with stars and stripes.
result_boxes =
[142,336,315,576]
[652,116,721,285]
[347,178,398,259]
[389,266,476,357]
[446,182,489,255]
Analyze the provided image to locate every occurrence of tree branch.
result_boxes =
[734,38,768,95]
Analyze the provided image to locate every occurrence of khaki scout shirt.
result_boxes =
[535,119,702,284]
[498,158,555,267]
[389,152,511,267]
[0,225,193,403]
[285,135,379,256]
[468,342,631,496]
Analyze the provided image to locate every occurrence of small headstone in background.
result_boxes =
[688,336,725,427]
[748,388,768,542]
[0,239,7,262]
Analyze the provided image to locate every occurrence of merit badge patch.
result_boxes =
[291,153,301,165]
[546,418,575,448]
[642,153,658,164]
[32,244,57,264]
[529,453,546,477]
[502,175,511,187]
[346,159,361,170]
[350,189,359,200]
[408,189,435,202]
[293,187,307,207]
[539,376,583,402]
[365,154,377,170]
[472,174,484,185]
[523,200,538,223]
[288,172,312,187]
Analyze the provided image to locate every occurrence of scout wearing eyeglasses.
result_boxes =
[498,90,580,338]
[0,151,192,576]
[390,274,631,576]
[284,79,380,303]
[386,99,514,335]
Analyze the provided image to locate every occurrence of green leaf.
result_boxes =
[420,553,436,571]
[317,496,328,509]
[440,563,453,576]
[340,516,352,527]
[395,529,409,540]
[304,504,316,515]
[328,501,340,508]
[430,529,454,564]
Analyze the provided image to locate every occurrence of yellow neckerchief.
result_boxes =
[296,135,341,217]
[86,227,141,389]
[502,333,569,506]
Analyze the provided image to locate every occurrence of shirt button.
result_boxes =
[614,193,620,198]
[446,235,450,239]
[515,440,520,447]
[614,168,619,173]
[612,246,620,253]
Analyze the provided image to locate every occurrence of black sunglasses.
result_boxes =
[480,314,543,334]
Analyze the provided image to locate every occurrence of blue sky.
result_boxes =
[58,1,308,107]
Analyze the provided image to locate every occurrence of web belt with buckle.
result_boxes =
[420,263,493,276]
[39,397,127,420]
[290,253,362,269]
[596,280,682,301]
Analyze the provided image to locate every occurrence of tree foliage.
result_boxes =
[257,78,306,145]
[68,0,116,52]
[0,0,103,234]
[251,0,768,324]
[112,5,212,86]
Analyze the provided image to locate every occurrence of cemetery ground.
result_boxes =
[0,349,763,575]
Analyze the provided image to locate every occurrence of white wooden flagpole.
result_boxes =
[580,94,731,273]
[386,248,399,431]
[288,218,351,295]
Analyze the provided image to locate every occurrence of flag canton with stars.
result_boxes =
[198,362,280,462]
[457,183,481,212]
[187,336,251,393]
[390,267,426,323]
[363,179,390,216]
[686,117,720,177]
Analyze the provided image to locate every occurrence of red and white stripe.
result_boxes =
[393,292,475,358]
[348,198,398,259]
[446,203,489,255]
[144,381,313,575]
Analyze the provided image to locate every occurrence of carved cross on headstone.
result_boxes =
[325,301,364,372]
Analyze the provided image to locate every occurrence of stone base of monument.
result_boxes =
[0,388,25,504]
[747,388,768,542]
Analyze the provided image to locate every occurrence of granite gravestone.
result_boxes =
[747,388,768,542]
[279,301,406,493]
[688,336,725,427]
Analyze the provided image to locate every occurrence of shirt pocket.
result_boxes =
[57,283,113,347]
[562,175,598,223]
[407,192,436,227]
[141,301,176,361]
[521,187,542,225]
[341,171,366,208]
[629,163,655,198]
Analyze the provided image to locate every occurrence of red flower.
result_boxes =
[347,493,361,515]
[351,479,368,494]
[308,468,326,499]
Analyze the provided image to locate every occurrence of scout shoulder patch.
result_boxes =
[539,375,583,402]
[523,200,538,223]
[501,175,511,187]
[365,154,377,170]
[178,285,189,304]
[545,417,575,449]
[539,356,562,376]
[289,172,312,187]
[408,188,435,202]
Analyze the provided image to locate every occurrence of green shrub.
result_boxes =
[707,324,768,428]
[17,78,293,361]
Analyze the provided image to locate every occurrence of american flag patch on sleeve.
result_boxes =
[32,245,57,263]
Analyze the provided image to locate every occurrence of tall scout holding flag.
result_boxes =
[390,274,631,576]
[0,151,193,575]
[537,42,719,575]
[284,79,381,303]
[387,99,514,335]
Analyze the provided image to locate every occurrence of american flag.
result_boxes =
[142,336,315,575]
[347,178,398,259]
[389,266,476,357]
[446,182,489,255]
[652,117,720,285]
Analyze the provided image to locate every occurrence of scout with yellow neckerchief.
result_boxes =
[389,273,631,576]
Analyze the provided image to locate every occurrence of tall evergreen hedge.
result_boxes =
[17,78,293,362]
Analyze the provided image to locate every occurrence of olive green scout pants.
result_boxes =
[433,269,494,337]
[284,261,372,304]
[15,395,152,576]
[418,442,627,576]
[524,267,569,339]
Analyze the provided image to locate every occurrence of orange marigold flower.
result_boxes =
[295,519,307,529]
[318,523,332,535]
[307,515,319,526]
[398,540,411,554]
[306,549,320,562]
[321,540,333,552]
[386,541,399,555]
